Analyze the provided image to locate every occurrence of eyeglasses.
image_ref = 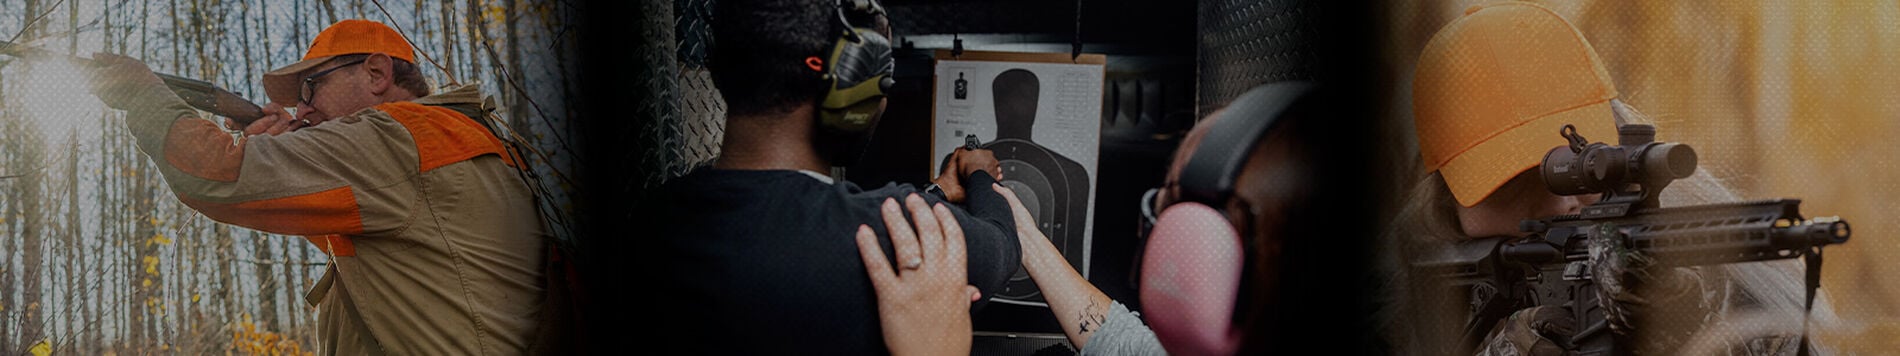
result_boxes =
[1140,187,1165,237]
[299,58,367,105]
[1137,184,1260,241]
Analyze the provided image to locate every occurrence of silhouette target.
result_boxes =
[941,68,1093,303]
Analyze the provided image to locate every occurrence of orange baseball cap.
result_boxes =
[1412,2,1619,207]
[261,19,418,105]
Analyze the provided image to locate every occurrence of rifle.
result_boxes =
[0,40,266,124]
[1414,123,1851,355]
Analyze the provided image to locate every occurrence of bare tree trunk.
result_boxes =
[439,0,460,81]
[320,0,338,25]
[464,0,486,84]
[213,224,235,354]
[545,0,581,125]
[88,122,107,353]
[298,238,315,341]
[93,87,113,355]
[1,50,19,356]
[61,107,82,354]
[86,10,114,347]
[251,233,278,331]
[57,0,83,347]
[17,0,50,348]
[503,0,526,139]
[128,162,155,351]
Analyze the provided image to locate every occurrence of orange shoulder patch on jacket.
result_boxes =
[177,186,365,236]
[375,101,517,172]
[162,118,245,182]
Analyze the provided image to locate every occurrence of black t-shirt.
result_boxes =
[648,168,1020,354]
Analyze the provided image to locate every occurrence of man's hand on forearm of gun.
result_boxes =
[931,147,1003,204]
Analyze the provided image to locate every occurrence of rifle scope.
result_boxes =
[1540,124,1697,198]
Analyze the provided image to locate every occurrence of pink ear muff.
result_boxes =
[1140,202,1244,356]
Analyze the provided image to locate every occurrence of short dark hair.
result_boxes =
[332,53,432,97]
[709,0,836,117]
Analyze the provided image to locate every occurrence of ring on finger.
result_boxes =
[902,257,923,271]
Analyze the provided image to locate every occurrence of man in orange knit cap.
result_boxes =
[88,19,553,354]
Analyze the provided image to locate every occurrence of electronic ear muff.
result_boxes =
[1139,81,1314,356]
[811,0,893,167]
[816,0,894,136]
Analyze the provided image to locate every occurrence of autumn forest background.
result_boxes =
[0,0,579,354]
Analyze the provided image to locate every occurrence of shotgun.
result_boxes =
[0,40,266,124]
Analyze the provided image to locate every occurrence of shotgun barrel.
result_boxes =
[0,40,266,124]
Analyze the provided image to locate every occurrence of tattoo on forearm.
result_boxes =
[1077,298,1109,334]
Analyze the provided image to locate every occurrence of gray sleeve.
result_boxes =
[1078,301,1168,356]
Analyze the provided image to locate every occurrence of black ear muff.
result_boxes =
[817,0,893,135]
[1176,82,1316,206]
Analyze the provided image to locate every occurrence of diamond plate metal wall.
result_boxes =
[632,0,685,193]
[633,0,725,192]
[1197,0,1322,114]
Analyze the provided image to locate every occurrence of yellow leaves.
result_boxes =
[141,278,152,287]
[28,339,51,356]
[144,221,174,246]
[143,255,160,275]
[231,313,314,356]
[144,297,167,316]
[482,2,508,26]
[192,293,201,303]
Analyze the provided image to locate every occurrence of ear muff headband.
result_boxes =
[816,0,894,135]
[1175,82,1316,206]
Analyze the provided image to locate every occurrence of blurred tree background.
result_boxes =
[1383,0,1900,353]
[0,0,579,354]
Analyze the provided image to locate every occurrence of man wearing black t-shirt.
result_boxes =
[646,0,1021,353]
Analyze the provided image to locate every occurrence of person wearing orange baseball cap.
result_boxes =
[88,19,559,354]
[1385,2,1722,355]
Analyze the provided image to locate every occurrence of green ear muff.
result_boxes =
[817,27,893,134]
[813,0,893,167]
